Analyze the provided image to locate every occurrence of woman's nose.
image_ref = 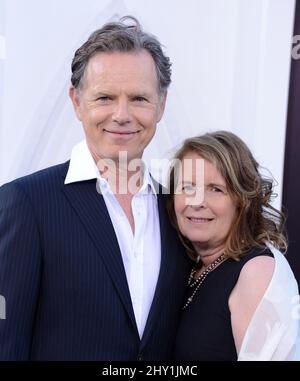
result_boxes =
[187,189,207,208]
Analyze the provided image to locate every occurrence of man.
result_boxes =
[0,17,191,360]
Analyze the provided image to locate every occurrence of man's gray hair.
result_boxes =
[71,16,172,94]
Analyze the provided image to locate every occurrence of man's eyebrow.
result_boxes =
[129,91,152,97]
[92,90,152,97]
[93,90,113,96]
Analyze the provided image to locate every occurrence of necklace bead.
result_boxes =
[183,253,227,310]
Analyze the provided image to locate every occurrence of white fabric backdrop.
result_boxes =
[0,0,295,209]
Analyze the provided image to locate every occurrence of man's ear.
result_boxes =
[69,86,82,121]
[157,90,168,122]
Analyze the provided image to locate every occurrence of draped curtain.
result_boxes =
[0,0,296,214]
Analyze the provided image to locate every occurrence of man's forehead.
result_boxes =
[86,50,156,71]
[82,51,160,92]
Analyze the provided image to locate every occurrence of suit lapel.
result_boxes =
[61,179,138,333]
[141,192,178,346]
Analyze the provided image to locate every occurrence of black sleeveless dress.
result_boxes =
[173,247,274,361]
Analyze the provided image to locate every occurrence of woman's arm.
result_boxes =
[229,256,275,354]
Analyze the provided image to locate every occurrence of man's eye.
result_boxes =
[97,96,111,102]
[133,96,147,102]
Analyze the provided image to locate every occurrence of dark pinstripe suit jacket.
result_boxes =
[0,162,191,360]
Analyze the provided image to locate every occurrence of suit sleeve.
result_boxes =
[0,182,42,360]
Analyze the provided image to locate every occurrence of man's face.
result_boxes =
[70,50,167,163]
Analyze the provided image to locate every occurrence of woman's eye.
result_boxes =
[211,186,223,193]
[182,185,196,193]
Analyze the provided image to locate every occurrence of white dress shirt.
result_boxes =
[65,140,161,338]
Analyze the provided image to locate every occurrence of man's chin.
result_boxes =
[96,151,143,165]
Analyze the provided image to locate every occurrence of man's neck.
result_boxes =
[87,142,145,196]
[101,163,144,196]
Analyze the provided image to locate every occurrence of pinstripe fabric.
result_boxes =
[0,162,191,360]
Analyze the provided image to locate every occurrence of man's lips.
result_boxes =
[104,129,140,135]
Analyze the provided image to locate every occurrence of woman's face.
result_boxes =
[174,151,237,253]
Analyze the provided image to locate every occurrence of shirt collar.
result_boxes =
[65,140,157,198]
[64,140,100,184]
[139,163,158,197]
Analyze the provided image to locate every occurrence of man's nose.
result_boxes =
[112,100,132,125]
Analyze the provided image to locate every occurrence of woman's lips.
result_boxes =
[187,217,214,223]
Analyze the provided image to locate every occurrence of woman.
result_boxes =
[167,131,300,361]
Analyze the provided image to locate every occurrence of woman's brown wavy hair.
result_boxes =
[166,131,287,261]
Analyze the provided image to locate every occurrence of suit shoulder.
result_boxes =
[0,161,70,196]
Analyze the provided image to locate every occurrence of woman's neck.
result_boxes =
[194,244,225,267]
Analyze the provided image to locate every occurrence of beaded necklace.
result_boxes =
[182,253,227,310]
